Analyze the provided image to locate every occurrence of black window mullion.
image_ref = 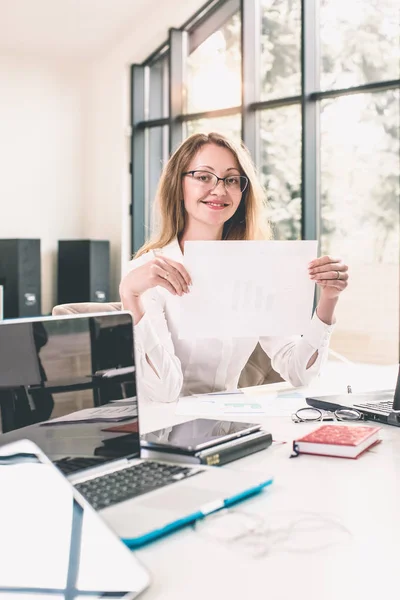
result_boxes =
[189,0,240,53]
[311,78,400,101]
[169,28,188,152]
[178,106,242,122]
[131,64,147,254]
[162,55,169,118]
[149,59,163,120]
[241,0,260,161]
[301,0,319,242]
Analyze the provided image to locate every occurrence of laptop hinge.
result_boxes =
[392,365,400,410]
[387,412,400,427]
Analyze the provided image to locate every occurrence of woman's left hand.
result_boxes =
[308,256,349,300]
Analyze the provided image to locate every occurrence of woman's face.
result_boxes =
[181,143,244,236]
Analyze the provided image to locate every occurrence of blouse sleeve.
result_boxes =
[259,312,335,387]
[122,255,183,403]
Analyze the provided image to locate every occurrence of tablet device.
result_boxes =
[0,439,150,599]
[140,418,261,453]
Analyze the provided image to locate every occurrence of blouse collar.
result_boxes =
[160,237,183,259]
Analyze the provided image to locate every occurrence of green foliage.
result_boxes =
[185,1,399,261]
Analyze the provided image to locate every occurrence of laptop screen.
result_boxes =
[0,312,140,469]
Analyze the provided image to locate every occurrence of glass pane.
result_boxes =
[260,0,301,101]
[146,126,169,234]
[185,115,242,142]
[259,105,301,239]
[186,13,241,113]
[149,56,169,119]
[320,0,400,90]
[320,91,400,364]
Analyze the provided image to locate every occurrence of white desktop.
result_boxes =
[135,361,400,600]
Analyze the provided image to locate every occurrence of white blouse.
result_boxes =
[124,239,335,403]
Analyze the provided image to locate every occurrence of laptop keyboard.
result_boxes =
[74,461,199,511]
[55,456,110,476]
[356,400,393,414]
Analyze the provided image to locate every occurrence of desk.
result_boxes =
[135,363,400,600]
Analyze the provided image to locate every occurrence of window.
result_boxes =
[148,56,169,119]
[320,0,400,90]
[259,105,302,239]
[146,126,169,233]
[186,12,241,113]
[131,0,400,364]
[320,90,399,362]
[260,0,301,101]
[186,115,241,140]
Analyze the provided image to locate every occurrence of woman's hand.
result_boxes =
[120,255,192,301]
[308,255,349,300]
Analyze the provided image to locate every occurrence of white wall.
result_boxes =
[83,0,206,299]
[0,0,206,312]
[0,54,85,314]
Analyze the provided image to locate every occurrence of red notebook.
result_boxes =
[292,424,381,459]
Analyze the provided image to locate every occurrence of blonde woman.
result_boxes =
[120,133,349,403]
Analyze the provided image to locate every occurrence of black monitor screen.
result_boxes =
[0,313,140,471]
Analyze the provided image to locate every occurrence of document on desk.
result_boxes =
[175,388,308,417]
[179,240,318,339]
[40,404,137,426]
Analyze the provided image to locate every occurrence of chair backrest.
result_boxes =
[237,342,283,387]
[52,302,122,316]
[52,302,283,387]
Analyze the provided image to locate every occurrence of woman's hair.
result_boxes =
[135,132,272,257]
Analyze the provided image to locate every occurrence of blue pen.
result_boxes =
[122,478,273,549]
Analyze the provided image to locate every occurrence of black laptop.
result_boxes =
[306,365,400,427]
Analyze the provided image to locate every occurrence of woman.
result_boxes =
[120,132,349,402]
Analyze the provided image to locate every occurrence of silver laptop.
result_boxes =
[0,312,272,548]
[0,438,150,598]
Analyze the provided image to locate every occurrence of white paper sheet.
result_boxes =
[179,240,318,339]
[175,389,308,417]
[40,404,137,426]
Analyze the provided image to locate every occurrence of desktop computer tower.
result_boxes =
[57,240,110,305]
[0,239,42,318]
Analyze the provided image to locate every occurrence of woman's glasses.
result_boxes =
[291,407,364,423]
[182,170,249,193]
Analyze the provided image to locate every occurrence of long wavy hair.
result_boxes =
[135,132,272,257]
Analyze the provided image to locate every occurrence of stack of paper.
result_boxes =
[175,384,308,417]
[41,405,137,426]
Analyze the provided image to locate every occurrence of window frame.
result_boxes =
[130,0,400,256]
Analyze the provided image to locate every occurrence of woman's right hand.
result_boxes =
[119,255,192,301]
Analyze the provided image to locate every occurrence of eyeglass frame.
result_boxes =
[182,170,249,193]
[291,406,364,423]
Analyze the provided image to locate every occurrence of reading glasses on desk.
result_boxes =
[291,407,364,423]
